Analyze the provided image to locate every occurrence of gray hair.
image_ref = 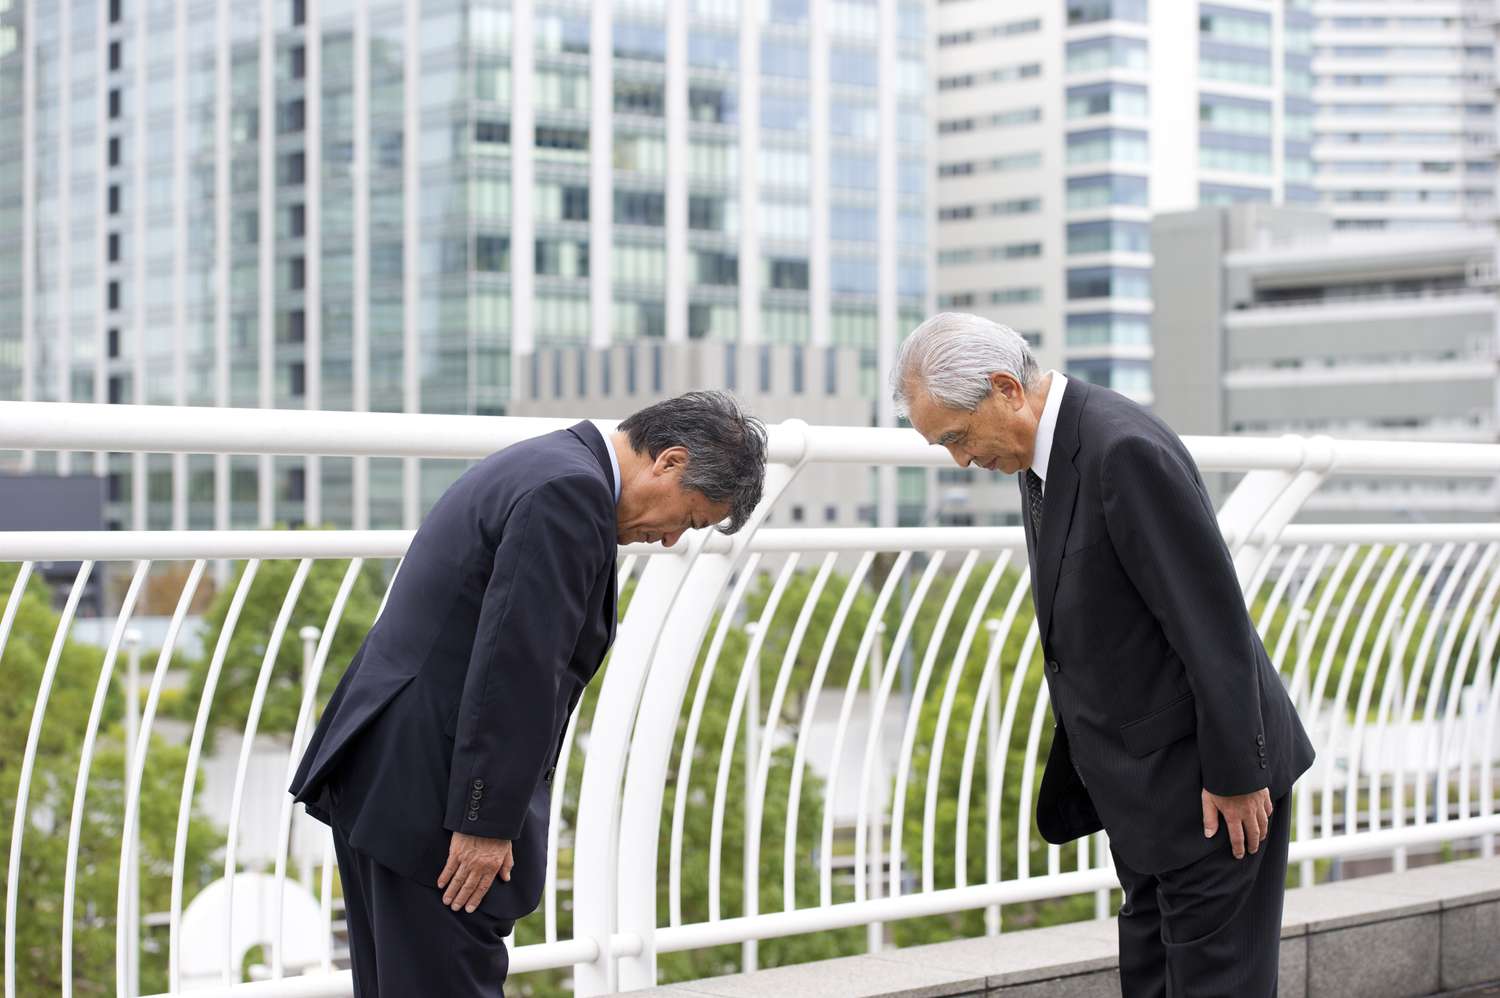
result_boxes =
[890,312,1041,418]
[618,391,768,534]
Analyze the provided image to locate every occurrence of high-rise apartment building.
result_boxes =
[933,0,1318,403]
[0,0,928,533]
[1311,1,1496,232]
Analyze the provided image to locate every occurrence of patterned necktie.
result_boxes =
[1025,469,1045,538]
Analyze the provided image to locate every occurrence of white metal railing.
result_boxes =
[2,400,1500,998]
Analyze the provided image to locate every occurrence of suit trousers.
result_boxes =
[332,821,516,997]
[1111,792,1292,998]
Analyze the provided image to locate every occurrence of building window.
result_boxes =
[278,98,305,134]
[285,309,305,343]
[724,344,737,390]
[552,352,563,398]
[791,344,804,394]
[291,0,306,26]
[530,353,541,400]
[108,136,121,168]
[108,328,120,359]
[289,204,305,238]
[289,257,305,291]
[279,152,305,186]
[107,232,120,263]
[476,235,509,272]
[759,345,772,392]
[286,466,306,502]
[824,346,838,396]
[290,45,306,80]
[651,343,663,393]
[825,505,837,523]
[107,281,120,311]
[601,351,612,397]
[108,185,120,215]
[108,375,126,404]
[109,41,121,72]
[109,0,121,23]
[791,505,805,523]
[626,344,638,394]
[577,348,588,397]
[289,362,306,398]
[109,89,121,120]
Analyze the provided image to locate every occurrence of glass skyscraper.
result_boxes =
[0,0,928,532]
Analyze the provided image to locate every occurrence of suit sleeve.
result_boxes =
[1100,433,1269,797]
[444,473,613,839]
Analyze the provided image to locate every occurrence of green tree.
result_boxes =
[176,551,387,736]
[0,563,221,996]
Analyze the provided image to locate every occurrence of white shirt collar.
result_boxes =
[1030,371,1068,488]
[591,420,622,504]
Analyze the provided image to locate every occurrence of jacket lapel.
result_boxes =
[1033,381,1087,645]
[567,420,622,648]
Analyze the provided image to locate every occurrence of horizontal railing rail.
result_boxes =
[2,404,1499,998]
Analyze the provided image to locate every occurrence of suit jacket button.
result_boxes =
[466,811,479,821]
[1259,759,1268,769]
[1255,734,1265,746]
[471,789,483,800]
[472,778,485,790]
[1047,660,1060,673]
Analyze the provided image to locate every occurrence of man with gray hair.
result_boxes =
[893,313,1313,997]
[291,391,767,996]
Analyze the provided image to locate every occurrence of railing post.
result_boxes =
[123,628,142,998]
[611,453,804,993]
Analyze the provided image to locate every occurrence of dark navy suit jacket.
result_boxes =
[1023,380,1315,874]
[290,421,618,919]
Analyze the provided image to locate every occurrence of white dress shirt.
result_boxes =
[1030,371,1068,495]
[591,420,622,504]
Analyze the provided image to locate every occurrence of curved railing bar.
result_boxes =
[546,678,590,943]
[670,554,762,927]
[853,553,947,902]
[1315,545,1399,838]
[1379,543,1450,843]
[116,559,207,998]
[1439,550,1500,827]
[61,561,150,998]
[1270,545,1332,679]
[745,553,837,914]
[272,558,365,978]
[1422,544,1498,826]
[923,554,1009,891]
[1288,543,1358,712]
[1401,543,1475,834]
[169,560,262,991]
[887,550,981,896]
[818,551,912,906]
[0,562,36,669]
[1347,544,1420,834]
[708,555,799,922]
[954,575,1030,886]
[8,561,93,998]
[1255,544,1305,644]
[221,558,315,983]
[782,553,877,911]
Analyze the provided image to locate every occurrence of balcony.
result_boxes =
[2,402,1500,997]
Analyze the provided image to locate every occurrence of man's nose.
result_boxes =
[947,445,971,468]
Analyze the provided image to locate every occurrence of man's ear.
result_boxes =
[653,445,690,476]
[991,371,1024,409]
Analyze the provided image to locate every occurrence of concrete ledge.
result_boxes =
[621,857,1500,998]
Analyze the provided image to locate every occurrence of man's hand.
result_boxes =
[1201,787,1272,860]
[437,832,514,912]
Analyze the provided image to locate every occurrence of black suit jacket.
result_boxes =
[1023,380,1315,874]
[289,421,619,919]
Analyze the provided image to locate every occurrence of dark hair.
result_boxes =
[617,391,768,534]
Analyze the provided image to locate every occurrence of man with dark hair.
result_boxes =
[290,391,767,996]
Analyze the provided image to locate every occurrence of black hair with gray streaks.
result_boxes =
[618,391,768,534]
